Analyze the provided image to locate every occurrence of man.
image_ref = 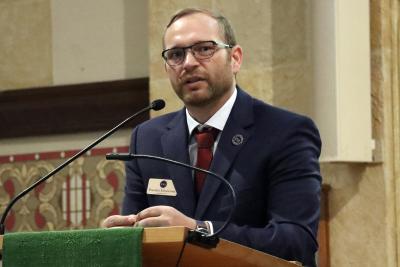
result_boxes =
[104,8,321,267]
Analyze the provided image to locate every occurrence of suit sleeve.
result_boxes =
[121,126,150,215]
[211,116,321,267]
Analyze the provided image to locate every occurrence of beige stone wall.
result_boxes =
[0,0,148,91]
[0,0,53,90]
[322,163,387,266]
[270,0,313,116]
[51,0,148,85]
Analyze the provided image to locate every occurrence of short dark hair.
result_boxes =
[163,8,237,48]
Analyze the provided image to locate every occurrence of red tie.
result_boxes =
[194,127,219,196]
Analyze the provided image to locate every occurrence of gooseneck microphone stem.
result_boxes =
[105,153,237,241]
[0,100,165,235]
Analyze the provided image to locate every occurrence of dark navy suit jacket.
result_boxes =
[122,88,321,267]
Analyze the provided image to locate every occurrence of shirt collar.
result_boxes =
[186,87,237,136]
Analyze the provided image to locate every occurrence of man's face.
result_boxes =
[163,13,241,108]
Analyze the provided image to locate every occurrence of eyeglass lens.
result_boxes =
[164,41,217,65]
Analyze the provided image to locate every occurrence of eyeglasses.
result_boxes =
[161,40,233,66]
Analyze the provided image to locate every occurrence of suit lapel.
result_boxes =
[195,88,255,218]
[161,109,196,217]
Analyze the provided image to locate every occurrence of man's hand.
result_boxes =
[135,205,196,229]
[102,214,137,228]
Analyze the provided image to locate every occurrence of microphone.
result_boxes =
[0,99,165,235]
[150,99,165,111]
[106,152,237,248]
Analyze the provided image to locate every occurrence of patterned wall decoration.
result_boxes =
[0,146,128,232]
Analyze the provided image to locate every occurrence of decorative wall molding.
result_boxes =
[0,146,128,164]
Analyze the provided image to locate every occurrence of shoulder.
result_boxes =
[133,109,185,134]
[237,87,317,129]
[257,99,314,126]
[238,90,322,160]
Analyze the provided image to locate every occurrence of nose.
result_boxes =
[182,49,199,68]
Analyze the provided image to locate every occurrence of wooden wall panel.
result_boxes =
[0,78,149,138]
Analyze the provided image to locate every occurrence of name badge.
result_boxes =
[147,178,177,196]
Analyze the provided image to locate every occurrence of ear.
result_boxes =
[230,45,243,74]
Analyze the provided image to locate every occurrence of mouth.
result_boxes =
[183,76,205,85]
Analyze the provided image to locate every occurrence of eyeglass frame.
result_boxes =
[161,40,233,66]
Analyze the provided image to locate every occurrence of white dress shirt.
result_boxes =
[186,87,237,162]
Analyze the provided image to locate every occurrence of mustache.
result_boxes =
[180,73,207,84]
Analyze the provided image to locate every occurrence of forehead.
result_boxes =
[164,13,222,48]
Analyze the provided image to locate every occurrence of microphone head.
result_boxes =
[151,99,165,111]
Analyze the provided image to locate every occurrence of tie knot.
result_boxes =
[194,127,219,148]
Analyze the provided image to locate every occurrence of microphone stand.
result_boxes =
[0,100,165,235]
[106,153,237,248]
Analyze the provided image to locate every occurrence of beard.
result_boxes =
[173,78,233,108]
[171,61,235,108]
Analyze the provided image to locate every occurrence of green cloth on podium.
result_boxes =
[3,227,143,267]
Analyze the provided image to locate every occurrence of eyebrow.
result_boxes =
[164,40,213,50]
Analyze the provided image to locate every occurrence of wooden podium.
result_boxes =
[0,227,301,267]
